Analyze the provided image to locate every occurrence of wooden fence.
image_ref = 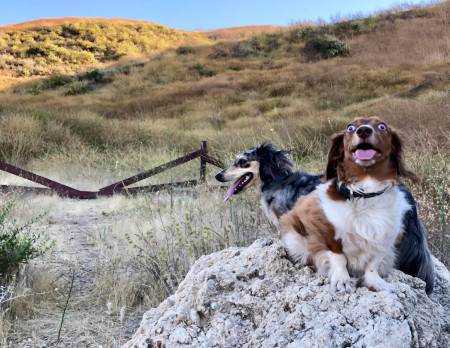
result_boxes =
[0,141,223,199]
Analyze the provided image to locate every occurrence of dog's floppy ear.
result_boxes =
[325,132,345,181]
[390,129,419,183]
[256,144,274,182]
[256,143,278,182]
[259,151,276,182]
[260,159,274,182]
[256,143,293,182]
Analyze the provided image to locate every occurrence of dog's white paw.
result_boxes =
[364,277,396,293]
[330,275,355,293]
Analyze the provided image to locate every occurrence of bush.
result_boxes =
[208,49,228,59]
[176,46,196,55]
[24,75,73,95]
[304,35,350,59]
[64,81,90,96]
[0,197,52,277]
[42,75,72,90]
[189,63,216,77]
[84,69,103,82]
[261,34,281,52]
[25,46,48,57]
[230,39,259,57]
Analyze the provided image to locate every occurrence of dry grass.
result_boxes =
[199,25,286,41]
[0,184,274,346]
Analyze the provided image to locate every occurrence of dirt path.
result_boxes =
[7,198,145,348]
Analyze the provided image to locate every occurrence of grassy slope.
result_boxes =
[0,18,212,82]
[0,2,448,254]
[199,25,285,41]
[0,3,448,156]
[0,18,284,84]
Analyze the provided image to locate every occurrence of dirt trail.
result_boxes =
[7,198,144,348]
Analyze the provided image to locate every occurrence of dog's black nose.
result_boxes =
[215,172,224,182]
[356,126,373,139]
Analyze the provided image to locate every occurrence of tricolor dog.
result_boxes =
[280,117,430,292]
[216,121,434,293]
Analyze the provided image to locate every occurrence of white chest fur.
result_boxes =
[317,180,411,276]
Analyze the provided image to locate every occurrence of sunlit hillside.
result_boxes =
[0,19,211,81]
[0,17,164,32]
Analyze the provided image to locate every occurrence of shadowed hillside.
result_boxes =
[199,25,285,41]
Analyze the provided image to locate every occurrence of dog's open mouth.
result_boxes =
[223,173,253,202]
[352,143,382,161]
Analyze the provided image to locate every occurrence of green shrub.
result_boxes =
[63,81,90,96]
[0,197,52,277]
[208,49,228,59]
[42,75,72,89]
[23,75,72,95]
[261,34,281,52]
[25,46,48,57]
[350,20,363,34]
[230,39,260,57]
[84,69,103,81]
[61,23,81,37]
[304,35,350,59]
[176,46,196,55]
[299,26,316,40]
[189,63,216,77]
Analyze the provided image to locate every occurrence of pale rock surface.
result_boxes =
[124,239,450,348]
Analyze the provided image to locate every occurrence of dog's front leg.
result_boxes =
[316,251,354,293]
[363,257,396,292]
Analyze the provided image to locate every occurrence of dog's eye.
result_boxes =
[378,124,387,131]
[238,159,247,166]
[347,125,356,132]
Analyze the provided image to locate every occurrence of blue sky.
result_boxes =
[0,0,429,30]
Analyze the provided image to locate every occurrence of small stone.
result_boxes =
[169,327,191,344]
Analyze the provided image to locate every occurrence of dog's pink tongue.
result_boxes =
[355,149,377,160]
[223,177,245,202]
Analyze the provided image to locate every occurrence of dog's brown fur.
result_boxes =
[280,117,418,292]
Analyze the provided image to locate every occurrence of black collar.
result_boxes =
[262,170,292,192]
[336,181,388,200]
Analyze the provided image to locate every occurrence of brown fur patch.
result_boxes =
[326,178,346,202]
[280,192,343,257]
[290,214,308,236]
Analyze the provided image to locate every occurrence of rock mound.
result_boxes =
[124,239,450,348]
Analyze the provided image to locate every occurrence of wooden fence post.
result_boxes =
[200,141,207,183]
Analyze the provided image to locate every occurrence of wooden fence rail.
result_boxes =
[0,141,223,199]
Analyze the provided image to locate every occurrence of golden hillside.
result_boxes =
[0,17,161,32]
[0,18,212,82]
[0,18,289,84]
